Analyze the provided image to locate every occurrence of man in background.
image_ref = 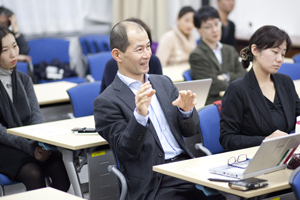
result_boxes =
[217,0,236,49]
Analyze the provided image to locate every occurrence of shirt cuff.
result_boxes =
[178,107,193,119]
[134,108,149,126]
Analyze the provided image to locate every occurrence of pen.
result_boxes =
[208,178,235,182]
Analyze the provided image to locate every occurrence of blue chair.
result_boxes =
[293,53,300,64]
[277,63,300,80]
[0,174,19,196]
[289,166,300,199]
[16,62,28,74]
[151,41,158,55]
[67,82,101,118]
[183,69,192,81]
[87,52,112,81]
[79,35,110,56]
[28,38,86,84]
[94,37,110,52]
[195,104,224,155]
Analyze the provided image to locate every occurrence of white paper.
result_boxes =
[12,125,71,138]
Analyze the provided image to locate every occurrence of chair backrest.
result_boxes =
[0,173,19,196]
[87,52,112,81]
[67,82,101,118]
[16,62,28,74]
[28,38,70,65]
[79,34,110,56]
[183,69,192,81]
[198,104,224,154]
[94,37,110,52]
[277,63,300,80]
[293,53,300,64]
[289,166,300,199]
[151,41,158,55]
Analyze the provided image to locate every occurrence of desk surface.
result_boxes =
[34,81,77,105]
[0,187,84,200]
[7,116,107,150]
[153,146,294,199]
[162,64,190,82]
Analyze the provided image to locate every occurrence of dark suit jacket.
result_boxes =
[220,20,237,49]
[220,69,300,151]
[189,39,246,104]
[100,55,162,93]
[93,74,199,200]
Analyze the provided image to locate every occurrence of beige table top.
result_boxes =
[153,146,294,199]
[7,116,107,150]
[294,80,300,97]
[33,81,77,105]
[162,63,190,82]
[0,187,84,200]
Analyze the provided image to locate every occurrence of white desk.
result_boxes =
[153,146,294,199]
[7,116,107,198]
[162,64,190,82]
[0,187,84,200]
[33,81,77,105]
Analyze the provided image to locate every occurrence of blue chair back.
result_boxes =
[67,82,101,118]
[16,62,28,74]
[289,166,300,199]
[28,38,70,65]
[79,35,110,55]
[293,53,300,64]
[87,52,112,81]
[151,41,158,55]
[183,69,192,81]
[0,173,19,196]
[94,37,110,52]
[198,104,224,154]
[277,63,300,80]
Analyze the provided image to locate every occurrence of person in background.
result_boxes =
[217,0,236,48]
[94,21,224,200]
[190,6,245,105]
[100,17,162,93]
[0,6,31,62]
[0,26,70,191]
[219,25,299,151]
[156,6,196,67]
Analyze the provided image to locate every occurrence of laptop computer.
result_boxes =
[209,133,300,179]
[174,79,212,110]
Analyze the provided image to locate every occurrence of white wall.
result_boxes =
[224,0,300,37]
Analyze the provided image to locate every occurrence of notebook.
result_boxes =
[174,78,212,110]
[209,133,300,179]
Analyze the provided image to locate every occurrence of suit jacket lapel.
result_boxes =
[199,40,221,71]
[114,75,163,150]
[247,69,278,131]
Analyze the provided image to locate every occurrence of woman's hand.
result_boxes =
[265,130,288,140]
[34,146,52,162]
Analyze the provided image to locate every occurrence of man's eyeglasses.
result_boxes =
[202,21,222,31]
[227,154,250,169]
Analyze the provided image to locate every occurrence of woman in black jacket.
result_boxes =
[220,25,300,151]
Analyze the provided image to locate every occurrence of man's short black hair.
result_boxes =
[194,6,220,29]
[110,21,144,53]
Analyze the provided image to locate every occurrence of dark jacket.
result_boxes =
[220,20,237,49]
[94,74,199,200]
[189,39,246,104]
[220,69,300,151]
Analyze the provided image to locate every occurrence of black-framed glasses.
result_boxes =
[227,154,250,169]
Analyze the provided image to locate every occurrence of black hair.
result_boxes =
[125,18,152,45]
[0,6,13,17]
[194,6,220,29]
[240,25,292,69]
[178,6,194,19]
[0,25,14,55]
[110,21,145,53]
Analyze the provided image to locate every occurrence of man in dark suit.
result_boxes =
[189,6,246,105]
[94,21,224,200]
[217,0,237,48]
